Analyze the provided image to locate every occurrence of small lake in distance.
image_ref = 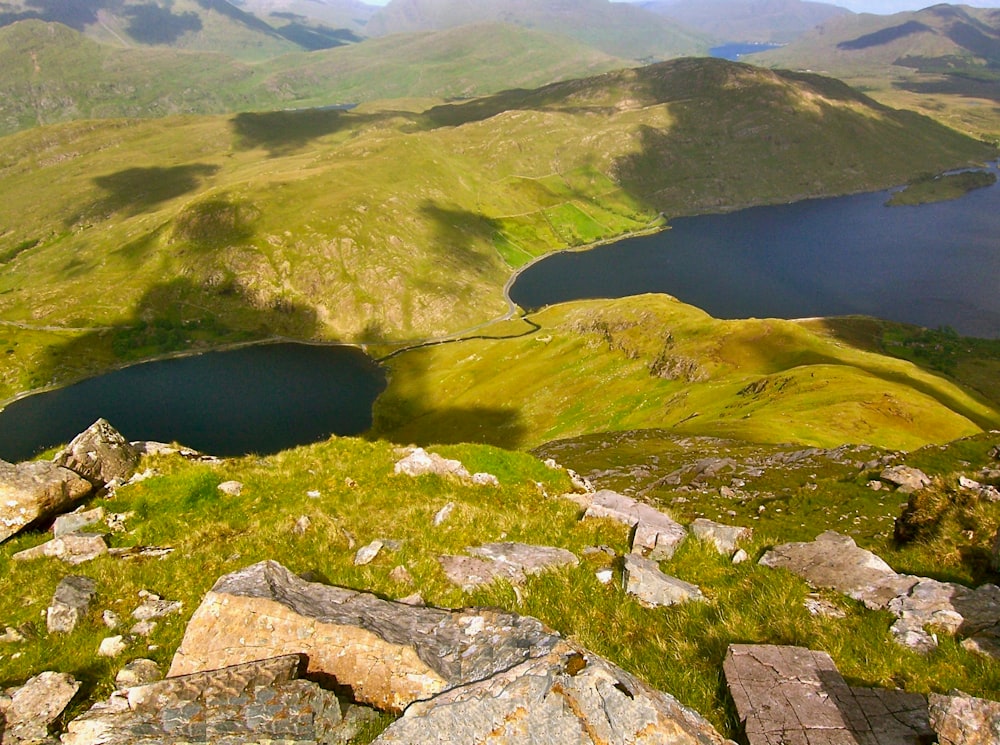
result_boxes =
[509,162,1000,339]
[709,42,783,61]
[0,343,385,462]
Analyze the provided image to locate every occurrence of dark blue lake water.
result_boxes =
[509,164,1000,339]
[0,343,385,462]
[710,42,783,61]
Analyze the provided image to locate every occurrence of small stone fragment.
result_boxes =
[389,565,414,585]
[732,548,750,564]
[98,635,128,657]
[596,569,614,584]
[804,594,846,618]
[471,472,500,487]
[130,620,156,637]
[217,480,243,496]
[397,593,425,607]
[432,501,455,526]
[102,610,120,629]
[115,658,162,689]
[354,539,384,566]
[132,594,182,621]
[292,515,311,535]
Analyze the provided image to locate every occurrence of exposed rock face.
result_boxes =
[880,465,931,492]
[1,671,80,744]
[724,645,932,745]
[690,518,752,555]
[0,459,92,543]
[439,542,579,590]
[168,561,562,713]
[584,489,687,559]
[47,575,97,634]
[53,507,105,538]
[624,553,705,608]
[62,655,347,745]
[393,448,470,479]
[13,533,108,565]
[54,419,140,487]
[928,691,1000,745]
[374,643,734,745]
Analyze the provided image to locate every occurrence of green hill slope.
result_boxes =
[0,58,993,402]
[365,0,712,61]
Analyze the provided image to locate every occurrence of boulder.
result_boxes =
[393,448,470,479]
[47,575,97,634]
[54,419,140,486]
[2,671,80,743]
[374,643,733,745]
[53,506,105,538]
[928,691,1000,745]
[880,465,931,492]
[168,561,562,713]
[437,554,523,590]
[354,539,384,566]
[584,490,687,560]
[439,543,579,590]
[12,533,108,565]
[0,459,92,543]
[724,644,932,745]
[690,518,752,555]
[63,655,347,745]
[623,553,705,608]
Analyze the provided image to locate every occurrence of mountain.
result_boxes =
[637,0,852,43]
[364,0,712,61]
[0,20,626,136]
[0,0,301,59]
[0,57,992,402]
[229,0,379,34]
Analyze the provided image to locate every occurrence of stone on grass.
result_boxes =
[394,448,470,479]
[389,565,414,585]
[292,514,311,535]
[132,592,182,621]
[928,690,1000,745]
[880,465,931,492]
[432,501,455,526]
[354,539,384,566]
[168,561,562,713]
[47,575,97,634]
[466,542,578,576]
[0,459,92,543]
[98,635,127,657]
[437,554,523,591]
[216,480,243,496]
[732,548,750,564]
[115,658,162,689]
[54,418,140,486]
[690,518,752,554]
[2,671,80,744]
[471,472,499,487]
[623,553,705,608]
[584,489,687,560]
[13,532,108,565]
[53,506,105,538]
[724,644,932,745]
[374,642,732,745]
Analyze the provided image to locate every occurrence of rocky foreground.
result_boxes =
[1,420,998,743]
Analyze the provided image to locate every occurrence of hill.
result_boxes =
[0,57,993,403]
[364,0,712,61]
[230,0,378,35]
[749,4,1000,140]
[0,20,627,136]
[637,0,852,43]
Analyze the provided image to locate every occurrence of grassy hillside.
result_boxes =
[231,0,378,34]
[371,295,1000,452]
[749,4,1000,141]
[0,20,628,137]
[364,0,712,61]
[0,432,996,737]
[0,57,994,402]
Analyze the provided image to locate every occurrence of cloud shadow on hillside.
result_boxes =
[419,202,505,278]
[892,77,1000,104]
[85,164,220,223]
[230,110,361,157]
[0,0,110,31]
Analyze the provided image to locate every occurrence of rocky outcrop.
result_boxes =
[0,459,92,543]
[880,465,931,492]
[168,561,562,713]
[375,643,733,745]
[928,690,1000,745]
[0,671,79,744]
[54,419,140,487]
[724,645,932,745]
[583,489,687,560]
[439,542,579,590]
[13,533,108,565]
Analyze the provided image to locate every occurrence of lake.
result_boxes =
[709,42,783,61]
[509,163,1000,339]
[0,343,385,462]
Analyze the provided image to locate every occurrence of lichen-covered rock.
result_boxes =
[168,561,561,713]
[0,460,92,544]
[54,419,140,487]
[374,643,734,745]
[624,553,705,608]
[393,448,470,479]
[13,533,108,565]
[584,489,687,560]
[47,575,97,634]
[2,671,79,743]
[880,465,931,492]
[690,518,752,555]
[928,691,1000,745]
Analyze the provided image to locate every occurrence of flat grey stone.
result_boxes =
[584,489,687,560]
[47,575,97,634]
[53,506,106,538]
[690,518,752,554]
[623,553,705,608]
[13,532,109,565]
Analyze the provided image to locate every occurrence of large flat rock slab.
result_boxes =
[168,561,561,713]
[584,489,687,559]
[724,644,932,745]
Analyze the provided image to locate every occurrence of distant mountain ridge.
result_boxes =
[364,0,711,61]
[637,0,852,43]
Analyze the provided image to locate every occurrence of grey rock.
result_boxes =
[292,515,310,535]
[0,459,92,544]
[47,575,97,634]
[53,507,105,538]
[623,553,705,608]
[466,542,578,576]
[3,671,79,744]
[804,594,847,619]
[168,561,562,713]
[928,691,1000,745]
[217,480,243,497]
[54,419,140,486]
[432,501,455,526]
[389,565,414,585]
[732,548,750,564]
[690,518,752,554]
[724,644,932,745]
[114,659,162,689]
[354,539,384,566]
[470,472,499,487]
[101,610,119,629]
[394,448,470,479]
[130,620,157,637]
[98,635,127,657]
[880,465,931,492]
[132,593,182,621]
[437,554,523,590]
[374,644,734,745]
[13,533,108,565]
[584,489,687,560]
[63,655,345,745]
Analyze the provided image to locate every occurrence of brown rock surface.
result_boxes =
[0,460,92,543]
[928,691,1000,745]
[54,418,140,486]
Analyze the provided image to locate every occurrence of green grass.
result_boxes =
[0,434,995,738]
[887,169,998,206]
